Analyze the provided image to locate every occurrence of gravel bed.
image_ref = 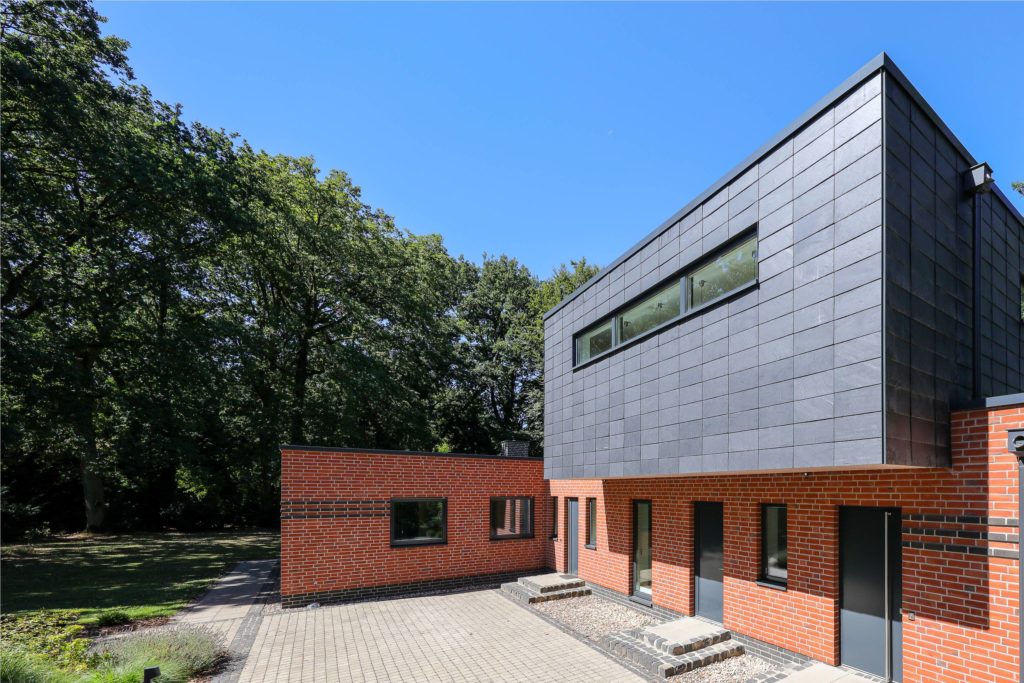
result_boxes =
[531,594,660,640]
[668,652,775,682]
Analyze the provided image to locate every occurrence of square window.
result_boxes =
[577,320,613,363]
[391,499,446,547]
[490,497,533,540]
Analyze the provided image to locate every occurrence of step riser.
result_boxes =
[499,583,591,604]
[526,588,590,603]
[602,633,744,678]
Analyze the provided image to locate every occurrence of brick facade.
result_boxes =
[280,447,549,607]
[280,403,1021,682]
[549,403,1022,683]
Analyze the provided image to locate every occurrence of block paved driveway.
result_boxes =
[199,564,643,682]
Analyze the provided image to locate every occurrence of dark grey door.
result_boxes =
[840,507,902,681]
[694,502,724,622]
[566,499,579,575]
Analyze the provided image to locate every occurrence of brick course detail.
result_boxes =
[280,449,551,605]
[550,404,1023,683]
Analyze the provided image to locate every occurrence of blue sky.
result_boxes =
[96,2,1023,277]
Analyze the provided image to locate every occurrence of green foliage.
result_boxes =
[91,612,130,629]
[89,626,223,683]
[0,612,92,672]
[0,648,75,683]
[0,1,598,535]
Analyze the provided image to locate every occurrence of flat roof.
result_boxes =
[544,52,1023,321]
[280,444,541,462]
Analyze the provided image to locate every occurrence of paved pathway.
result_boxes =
[195,562,642,682]
[239,589,644,682]
[175,559,277,647]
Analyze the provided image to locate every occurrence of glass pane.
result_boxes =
[491,498,531,538]
[393,500,444,543]
[689,236,758,308]
[551,497,558,537]
[577,321,613,363]
[619,281,681,343]
[587,499,597,545]
[763,505,788,582]
[634,501,652,595]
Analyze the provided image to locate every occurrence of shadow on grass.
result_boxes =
[1,530,279,619]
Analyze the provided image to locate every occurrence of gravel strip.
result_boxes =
[667,652,775,682]
[531,594,660,640]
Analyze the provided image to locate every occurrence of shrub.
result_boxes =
[92,612,131,629]
[0,612,91,672]
[0,648,73,683]
[90,626,225,683]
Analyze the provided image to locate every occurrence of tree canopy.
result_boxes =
[0,0,598,535]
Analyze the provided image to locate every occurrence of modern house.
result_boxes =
[281,53,1023,683]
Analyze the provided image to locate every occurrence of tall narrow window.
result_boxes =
[391,499,447,547]
[586,498,597,548]
[688,235,758,308]
[761,504,788,585]
[551,496,559,539]
[490,497,533,540]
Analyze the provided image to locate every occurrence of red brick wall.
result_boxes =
[280,449,549,601]
[550,404,1022,683]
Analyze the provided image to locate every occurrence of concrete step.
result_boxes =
[500,581,591,604]
[637,617,733,655]
[519,573,586,594]
[602,628,743,678]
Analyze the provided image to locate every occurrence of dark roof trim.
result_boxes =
[953,393,1024,411]
[279,444,542,462]
[545,52,1023,321]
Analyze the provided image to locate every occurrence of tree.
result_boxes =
[2,0,243,530]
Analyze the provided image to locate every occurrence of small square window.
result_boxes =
[490,497,533,540]
[760,504,788,585]
[585,498,597,549]
[391,499,446,547]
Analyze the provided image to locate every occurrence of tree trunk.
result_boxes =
[81,458,107,532]
[289,330,311,444]
[75,346,108,531]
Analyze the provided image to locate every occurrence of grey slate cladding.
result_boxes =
[543,58,1024,480]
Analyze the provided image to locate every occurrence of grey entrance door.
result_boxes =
[694,502,724,622]
[840,507,902,681]
[566,499,579,575]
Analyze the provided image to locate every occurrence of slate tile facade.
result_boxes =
[543,56,1024,480]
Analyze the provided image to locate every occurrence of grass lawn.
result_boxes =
[1,530,279,625]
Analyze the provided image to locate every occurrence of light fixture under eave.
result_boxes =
[964,162,994,196]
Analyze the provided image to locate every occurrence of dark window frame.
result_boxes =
[759,503,788,587]
[572,227,758,369]
[585,497,597,549]
[550,496,559,539]
[390,497,448,548]
[489,496,535,541]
